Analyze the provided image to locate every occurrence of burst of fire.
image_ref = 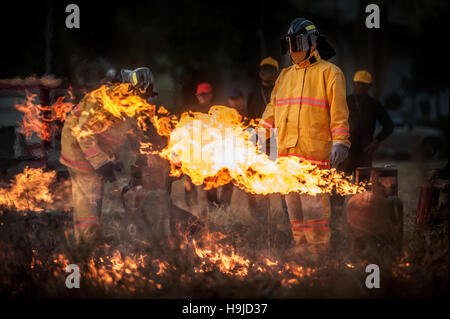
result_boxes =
[70,84,163,139]
[157,105,366,195]
[0,167,57,212]
[15,90,75,141]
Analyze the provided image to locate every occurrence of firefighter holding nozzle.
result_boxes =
[60,67,158,252]
[259,18,350,260]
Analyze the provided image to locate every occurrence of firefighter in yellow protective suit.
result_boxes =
[260,18,350,257]
[60,67,156,250]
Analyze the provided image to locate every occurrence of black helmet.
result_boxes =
[281,18,319,55]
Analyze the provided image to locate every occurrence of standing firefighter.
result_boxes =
[60,67,156,251]
[260,18,350,258]
[247,57,279,121]
[340,70,394,174]
[331,70,394,220]
[247,58,280,227]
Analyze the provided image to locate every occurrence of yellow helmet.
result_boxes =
[260,57,279,72]
[353,70,372,84]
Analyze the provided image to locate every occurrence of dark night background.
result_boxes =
[0,1,449,300]
[0,0,448,137]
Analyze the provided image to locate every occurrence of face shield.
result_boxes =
[280,32,319,55]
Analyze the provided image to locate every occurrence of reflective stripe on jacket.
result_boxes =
[261,50,350,167]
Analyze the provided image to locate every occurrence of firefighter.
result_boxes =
[247,57,279,120]
[60,67,157,251]
[330,70,394,228]
[340,70,394,174]
[228,88,246,116]
[260,18,350,258]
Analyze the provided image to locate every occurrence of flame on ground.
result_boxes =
[47,240,320,290]
[0,167,56,212]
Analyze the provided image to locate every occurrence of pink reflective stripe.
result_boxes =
[72,105,81,117]
[260,119,274,128]
[83,146,101,156]
[290,220,303,225]
[85,150,101,158]
[302,221,330,230]
[332,131,350,136]
[292,225,330,230]
[60,154,94,171]
[330,127,349,132]
[275,97,329,109]
[74,221,100,228]
[74,217,100,228]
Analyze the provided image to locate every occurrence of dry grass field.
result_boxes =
[0,160,448,298]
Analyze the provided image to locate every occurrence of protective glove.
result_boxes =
[329,144,349,168]
[96,161,121,183]
[120,67,153,91]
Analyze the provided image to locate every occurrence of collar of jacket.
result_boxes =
[294,50,321,69]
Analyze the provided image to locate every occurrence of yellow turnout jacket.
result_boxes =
[260,50,350,168]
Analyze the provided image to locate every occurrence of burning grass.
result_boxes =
[0,162,448,298]
[0,167,71,212]
[0,172,447,298]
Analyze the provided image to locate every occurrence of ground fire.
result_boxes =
[0,167,66,212]
[1,81,443,299]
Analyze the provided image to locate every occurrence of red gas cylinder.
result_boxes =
[347,167,403,261]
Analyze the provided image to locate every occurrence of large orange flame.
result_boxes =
[15,91,75,141]
[157,105,365,195]
[70,84,161,139]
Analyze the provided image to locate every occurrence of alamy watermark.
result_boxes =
[365,4,380,29]
[365,264,380,289]
[65,4,80,29]
[65,264,80,288]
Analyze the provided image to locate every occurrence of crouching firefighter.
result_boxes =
[259,18,350,259]
[60,67,161,251]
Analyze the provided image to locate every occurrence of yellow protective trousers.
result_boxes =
[68,168,104,247]
[285,192,331,253]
